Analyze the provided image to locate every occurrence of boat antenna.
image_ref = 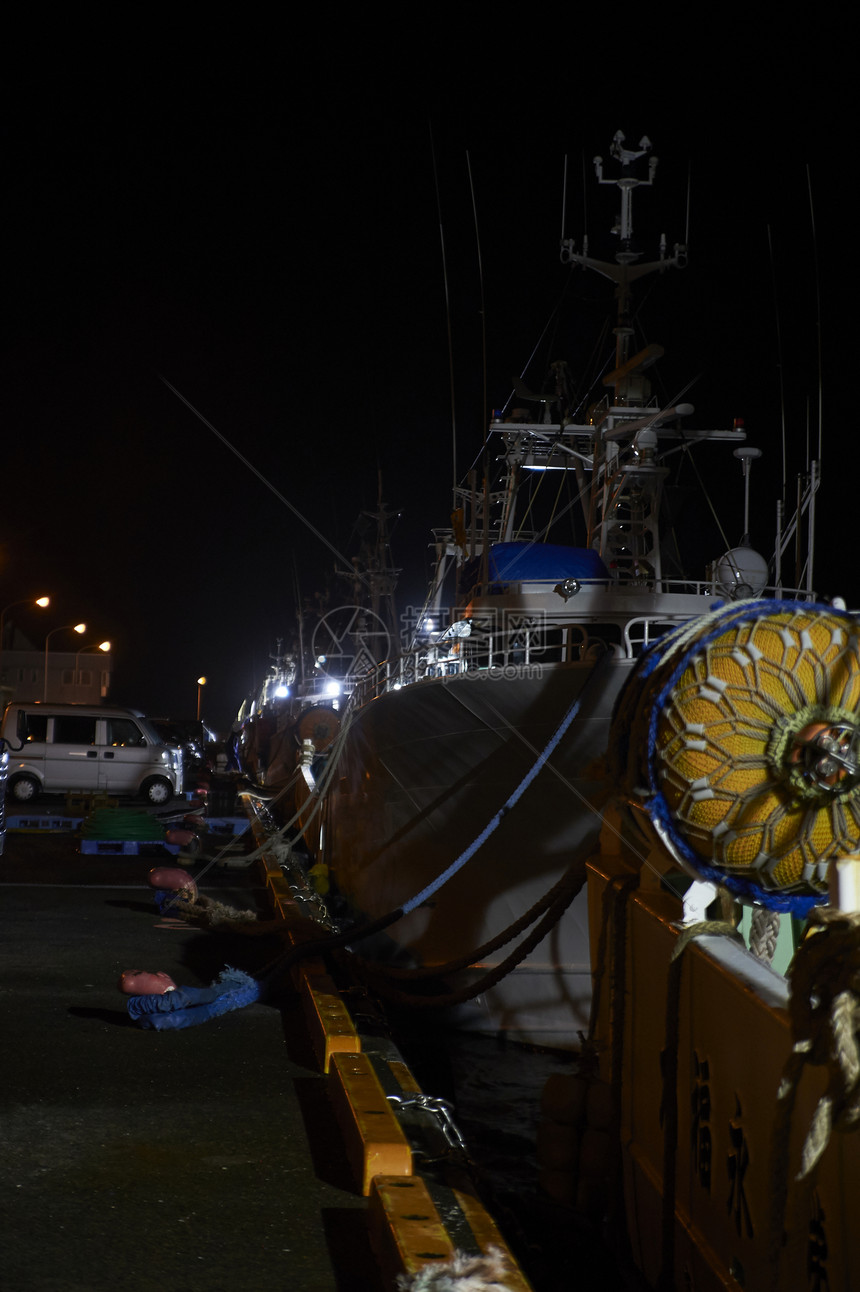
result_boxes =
[767,224,788,501]
[429,122,458,494]
[466,150,488,458]
[560,152,588,246]
[733,446,763,544]
[292,554,305,686]
[560,149,591,270]
[684,161,692,258]
[807,162,823,465]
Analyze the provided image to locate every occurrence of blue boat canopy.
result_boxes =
[488,542,609,582]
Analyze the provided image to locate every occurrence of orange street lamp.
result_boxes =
[197,676,207,721]
[76,640,111,684]
[0,595,50,658]
[44,623,86,702]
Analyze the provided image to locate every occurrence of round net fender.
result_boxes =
[607,599,860,912]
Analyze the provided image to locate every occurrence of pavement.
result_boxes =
[0,828,378,1292]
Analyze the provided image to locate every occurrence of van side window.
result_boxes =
[106,719,145,747]
[52,716,97,745]
[22,714,48,742]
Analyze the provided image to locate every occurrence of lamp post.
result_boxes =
[75,641,111,688]
[0,596,50,677]
[44,623,86,703]
[197,676,207,721]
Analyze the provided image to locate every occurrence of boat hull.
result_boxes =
[587,839,860,1291]
[322,659,634,1044]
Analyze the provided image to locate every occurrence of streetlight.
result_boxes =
[197,676,207,721]
[75,641,111,686]
[44,623,86,702]
[0,596,50,672]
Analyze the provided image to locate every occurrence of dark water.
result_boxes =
[394,1024,647,1292]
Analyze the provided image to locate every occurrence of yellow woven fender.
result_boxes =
[613,602,860,905]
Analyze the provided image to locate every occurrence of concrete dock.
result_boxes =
[0,823,532,1291]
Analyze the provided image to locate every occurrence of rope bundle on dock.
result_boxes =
[396,1245,513,1291]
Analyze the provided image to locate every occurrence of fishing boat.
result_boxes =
[235,490,401,794]
[236,130,822,1040]
[231,131,860,1290]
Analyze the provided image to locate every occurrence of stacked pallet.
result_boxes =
[78,809,179,856]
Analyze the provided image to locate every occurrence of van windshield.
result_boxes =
[105,718,146,747]
[137,717,166,746]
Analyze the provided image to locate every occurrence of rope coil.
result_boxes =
[781,908,860,1170]
[768,907,860,1289]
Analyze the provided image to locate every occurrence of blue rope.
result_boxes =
[401,680,590,916]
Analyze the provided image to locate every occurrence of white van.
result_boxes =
[1,704,184,805]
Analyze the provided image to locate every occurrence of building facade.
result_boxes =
[0,648,113,709]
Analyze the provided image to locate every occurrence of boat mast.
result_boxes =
[560,132,688,586]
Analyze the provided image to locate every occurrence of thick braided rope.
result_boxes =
[749,906,781,963]
[768,908,860,1290]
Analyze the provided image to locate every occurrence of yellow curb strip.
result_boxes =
[246,807,533,1291]
[454,1189,534,1292]
[328,1051,413,1195]
[368,1175,457,1286]
[302,981,361,1073]
[368,1176,534,1292]
[386,1058,423,1095]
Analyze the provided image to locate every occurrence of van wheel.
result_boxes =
[141,776,172,805]
[9,774,40,803]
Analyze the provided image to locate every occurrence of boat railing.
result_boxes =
[462,573,821,601]
[348,614,647,707]
[348,577,827,709]
[349,648,468,708]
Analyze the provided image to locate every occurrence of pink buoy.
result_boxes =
[118,969,177,995]
[165,829,195,848]
[148,866,197,896]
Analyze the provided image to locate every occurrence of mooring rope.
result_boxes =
[749,906,781,964]
[349,862,588,1010]
[398,660,603,919]
[255,657,610,991]
[355,855,582,983]
[768,906,860,1291]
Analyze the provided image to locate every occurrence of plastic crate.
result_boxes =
[202,817,248,835]
[79,839,180,856]
[7,815,84,833]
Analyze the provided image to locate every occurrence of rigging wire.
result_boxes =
[767,224,789,502]
[675,431,734,556]
[429,123,458,494]
[251,663,613,988]
[466,150,488,454]
[157,373,370,588]
[807,163,823,466]
[438,674,663,884]
[545,458,571,535]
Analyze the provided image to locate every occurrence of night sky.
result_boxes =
[1,31,847,733]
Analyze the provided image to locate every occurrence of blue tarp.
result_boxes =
[488,542,608,583]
